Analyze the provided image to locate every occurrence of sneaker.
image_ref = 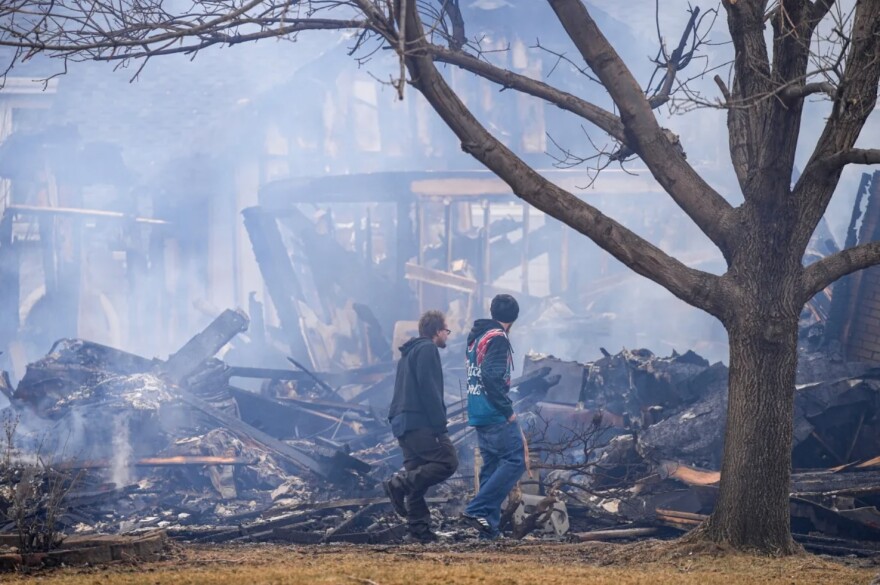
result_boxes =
[382,475,407,518]
[403,530,439,544]
[459,513,492,535]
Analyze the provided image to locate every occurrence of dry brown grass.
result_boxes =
[3,540,878,585]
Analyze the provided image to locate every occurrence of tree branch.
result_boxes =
[802,241,880,302]
[809,0,836,33]
[780,81,836,103]
[425,44,627,143]
[91,21,368,60]
[546,0,734,257]
[0,18,367,57]
[821,148,880,169]
[398,0,731,319]
[793,0,880,248]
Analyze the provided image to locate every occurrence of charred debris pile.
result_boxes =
[1,310,880,557]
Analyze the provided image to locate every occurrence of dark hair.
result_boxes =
[490,294,519,323]
[418,310,446,338]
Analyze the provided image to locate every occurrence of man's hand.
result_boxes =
[508,413,517,423]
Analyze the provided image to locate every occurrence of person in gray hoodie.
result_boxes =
[383,310,458,543]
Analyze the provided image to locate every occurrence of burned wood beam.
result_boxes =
[263,529,324,544]
[832,454,880,473]
[193,512,317,544]
[62,485,139,508]
[326,525,407,545]
[241,207,315,366]
[790,497,880,541]
[347,373,396,404]
[286,357,346,403]
[177,392,330,479]
[659,461,720,486]
[654,508,705,530]
[56,456,258,469]
[573,527,659,541]
[264,497,448,517]
[667,461,880,500]
[5,204,169,225]
[322,502,381,543]
[178,390,372,482]
[794,533,880,557]
[512,367,553,391]
[227,366,314,381]
[810,430,846,465]
[404,262,478,294]
[226,386,376,442]
[845,413,866,463]
[227,362,392,387]
[199,498,449,544]
[655,508,706,523]
[159,309,249,384]
[275,395,374,416]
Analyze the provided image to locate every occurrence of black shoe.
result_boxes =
[403,530,439,544]
[382,475,407,518]
[460,513,492,534]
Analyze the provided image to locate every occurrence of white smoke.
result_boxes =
[111,412,133,488]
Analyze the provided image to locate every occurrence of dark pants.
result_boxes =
[397,428,458,534]
[464,420,526,537]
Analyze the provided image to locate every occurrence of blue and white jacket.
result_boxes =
[466,319,514,427]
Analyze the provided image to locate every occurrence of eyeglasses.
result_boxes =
[442,328,451,334]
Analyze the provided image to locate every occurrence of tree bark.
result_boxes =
[701,314,798,553]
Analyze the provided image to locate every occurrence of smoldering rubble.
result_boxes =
[2,305,880,567]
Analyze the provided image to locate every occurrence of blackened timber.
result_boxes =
[226,385,375,439]
[5,204,169,225]
[227,362,392,386]
[226,366,313,381]
[322,502,381,542]
[241,207,313,366]
[56,456,258,469]
[160,309,249,383]
[790,497,880,541]
[793,533,880,557]
[404,262,478,294]
[574,527,659,541]
[286,356,345,403]
[797,540,880,557]
[263,497,448,517]
[192,512,309,544]
[792,469,880,497]
[276,395,374,415]
[176,392,331,479]
[511,367,553,392]
[347,373,396,404]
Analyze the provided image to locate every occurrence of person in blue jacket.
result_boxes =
[460,294,526,539]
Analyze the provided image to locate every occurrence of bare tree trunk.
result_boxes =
[700,287,800,553]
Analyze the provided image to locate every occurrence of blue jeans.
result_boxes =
[464,420,526,537]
